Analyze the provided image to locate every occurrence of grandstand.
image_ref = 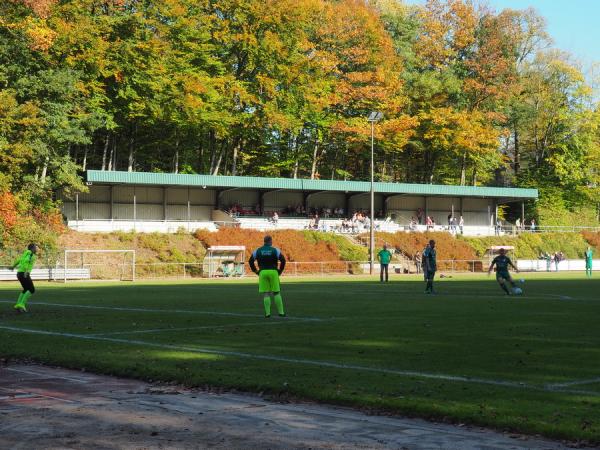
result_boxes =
[60,170,538,236]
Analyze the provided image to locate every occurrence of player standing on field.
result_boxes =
[585,246,593,278]
[12,243,38,313]
[249,235,286,318]
[487,248,519,295]
[423,240,437,294]
[377,244,392,283]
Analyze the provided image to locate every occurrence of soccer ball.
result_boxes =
[513,287,523,295]
[519,279,525,284]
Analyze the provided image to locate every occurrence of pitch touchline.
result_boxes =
[0,300,324,322]
[1,324,593,396]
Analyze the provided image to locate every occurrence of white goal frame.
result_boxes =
[63,249,136,282]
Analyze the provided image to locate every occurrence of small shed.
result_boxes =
[203,246,246,278]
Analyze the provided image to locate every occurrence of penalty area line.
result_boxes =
[0,324,587,396]
[0,300,324,322]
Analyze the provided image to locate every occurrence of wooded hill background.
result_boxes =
[1,0,599,246]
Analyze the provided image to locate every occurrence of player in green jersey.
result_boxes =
[377,244,392,283]
[487,248,519,295]
[249,235,286,318]
[585,246,593,278]
[423,240,437,294]
[11,243,38,312]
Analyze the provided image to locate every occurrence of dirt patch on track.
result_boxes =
[0,363,581,449]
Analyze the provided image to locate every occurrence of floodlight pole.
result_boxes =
[370,119,375,275]
[367,112,382,276]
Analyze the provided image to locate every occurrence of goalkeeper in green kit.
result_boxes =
[12,243,38,312]
[249,235,286,318]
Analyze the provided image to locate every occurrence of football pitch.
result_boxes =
[1,273,599,443]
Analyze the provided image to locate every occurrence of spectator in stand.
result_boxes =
[409,217,417,231]
[269,211,279,225]
[314,214,320,230]
[459,215,464,235]
[530,219,536,232]
[417,208,424,225]
[495,218,502,236]
[447,213,453,229]
[426,215,433,231]
[515,218,521,233]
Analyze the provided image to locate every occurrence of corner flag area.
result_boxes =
[1,273,600,443]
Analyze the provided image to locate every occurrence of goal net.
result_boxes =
[63,249,136,282]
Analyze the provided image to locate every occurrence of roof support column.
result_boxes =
[163,187,167,222]
[345,193,350,217]
[187,187,191,232]
[460,197,463,216]
[521,201,525,228]
[260,191,266,216]
[424,196,428,223]
[133,186,137,232]
[110,185,114,222]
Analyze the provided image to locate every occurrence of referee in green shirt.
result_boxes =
[249,235,286,318]
[377,244,392,282]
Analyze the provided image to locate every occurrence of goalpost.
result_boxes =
[63,249,136,282]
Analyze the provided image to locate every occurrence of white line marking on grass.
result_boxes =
[0,300,324,322]
[1,324,589,396]
[547,377,600,389]
[89,320,309,337]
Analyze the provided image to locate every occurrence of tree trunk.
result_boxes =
[231,139,240,176]
[310,137,320,180]
[173,133,179,174]
[513,126,520,176]
[459,152,467,186]
[208,129,217,173]
[101,133,110,170]
[109,135,116,171]
[82,147,89,171]
[40,155,49,183]
[198,142,205,173]
[127,127,135,172]
[212,143,226,176]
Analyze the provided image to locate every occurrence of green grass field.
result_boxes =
[1,273,600,442]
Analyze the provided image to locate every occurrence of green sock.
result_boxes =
[273,293,285,316]
[263,295,272,316]
[21,291,32,307]
[15,293,24,306]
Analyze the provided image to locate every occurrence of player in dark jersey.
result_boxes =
[423,240,437,294]
[248,235,286,318]
[487,248,519,295]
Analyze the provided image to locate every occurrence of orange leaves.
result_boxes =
[415,0,477,69]
[14,0,57,18]
[0,192,18,232]
[194,228,342,263]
